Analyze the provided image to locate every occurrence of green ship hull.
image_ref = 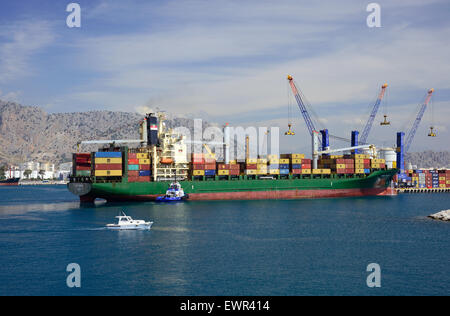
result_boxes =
[68,169,398,202]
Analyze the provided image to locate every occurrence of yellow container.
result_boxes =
[336,164,346,169]
[193,170,205,176]
[257,158,267,164]
[321,169,331,174]
[355,159,364,164]
[447,180,450,185]
[95,170,122,177]
[136,153,149,159]
[354,154,365,159]
[355,163,364,169]
[269,159,280,164]
[256,170,268,175]
[291,159,302,164]
[439,177,446,181]
[269,169,279,175]
[95,158,122,164]
[392,161,397,168]
[229,160,237,164]
[371,163,380,169]
[301,169,311,174]
[267,154,279,160]
[218,170,229,176]
[246,158,258,164]
[139,159,150,164]
[440,184,446,188]
[355,169,365,174]
[245,169,257,175]
[279,159,290,164]
[312,169,322,174]
[291,154,305,159]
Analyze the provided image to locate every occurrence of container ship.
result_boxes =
[0,178,20,186]
[68,113,397,203]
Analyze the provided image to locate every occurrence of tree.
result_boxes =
[0,165,6,180]
[23,169,32,179]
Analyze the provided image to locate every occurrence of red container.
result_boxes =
[139,164,150,170]
[230,164,240,170]
[246,164,257,169]
[76,153,91,158]
[76,158,91,164]
[128,176,139,182]
[229,169,240,176]
[302,159,312,164]
[302,164,311,169]
[193,164,205,170]
[128,159,139,165]
[336,168,346,174]
[205,158,216,164]
[218,164,230,170]
[292,169,302,174]
[76,166,91,171]
[95,164,122,170]
[192,159,205,164]
[128,153,137,159]
[336,159,345,164]
[205,163,216,170]
[137,176,151,182]
[128,171,139,177]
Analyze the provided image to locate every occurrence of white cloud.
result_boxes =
[0,20,54,82]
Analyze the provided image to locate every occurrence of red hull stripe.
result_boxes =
[89,187,396,202]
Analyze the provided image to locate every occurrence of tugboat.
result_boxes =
[156,182,188,202]
[106,211,153,230]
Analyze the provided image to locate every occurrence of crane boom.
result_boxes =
[404,88,434,153]
[287,75,318,138]
[360,83,388,144]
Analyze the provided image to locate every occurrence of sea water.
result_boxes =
[0,185,448,296]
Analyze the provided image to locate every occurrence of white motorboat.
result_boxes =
[106,212,153,230]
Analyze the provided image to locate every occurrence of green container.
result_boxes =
[76,170,91,176]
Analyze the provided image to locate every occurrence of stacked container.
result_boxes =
[94,152,123,177]
[128,152,151,182]
[335,158,354,174]
[245,158,258,176]
[256,158,268,175]
[267,155,279,175]
[74,153,91,177]
[191,153,206,177]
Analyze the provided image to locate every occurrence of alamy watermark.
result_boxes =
[66,3,81,28]
[66,263,81,288]
[366,3,381,28]
[366,263,381,288]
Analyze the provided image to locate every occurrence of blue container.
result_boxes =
[291,164,301,169]
[364,169,371,173]
[269,164,279,169]
[139,170,151,177]
[279,169,290,175]
[205,170,216,176]
[128,165,139,171]
[95,152,122,158]
[279,164,289,169]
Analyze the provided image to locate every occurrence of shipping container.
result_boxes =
[95,170,122,177]
[128,165,139,171]
[95,164,122,170]
[95,157,122,164]
[95,152,122,158]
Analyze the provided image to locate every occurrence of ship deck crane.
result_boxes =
[404,88,434,153]
[360,83,388,144]
[287,75,320,144]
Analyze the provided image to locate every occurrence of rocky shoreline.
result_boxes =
[428,210,450,222]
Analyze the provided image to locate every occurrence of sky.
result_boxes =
[0,0,449,153]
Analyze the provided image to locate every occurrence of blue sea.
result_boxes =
[0,185,448,296]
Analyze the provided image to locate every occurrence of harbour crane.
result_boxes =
[286,75,319,141]
[359,83,388,144]
[404,88,435,153]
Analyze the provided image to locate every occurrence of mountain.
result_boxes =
[405,151,450,169]
[0,100,207,166]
